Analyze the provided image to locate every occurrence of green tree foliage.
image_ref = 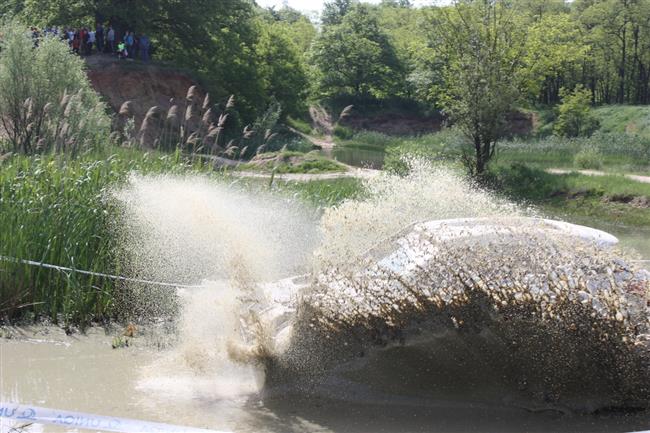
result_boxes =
[0,0,23,18]
[256,22,309,118]
[0,21,110,154]
[522,14,590,103]
[432,0,526,176]
[17,0,315,123]
[311,3,402,101]
[554,85,600,137]
[322,0,353,26]
[265,5,317,54]
[376,2,434,102]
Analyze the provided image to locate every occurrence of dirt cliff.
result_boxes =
[85,56,199,125]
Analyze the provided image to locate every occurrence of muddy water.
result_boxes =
[2,321,650,433]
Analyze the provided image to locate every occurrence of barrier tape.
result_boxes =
[0,403,227,433]
[0,255,199,289]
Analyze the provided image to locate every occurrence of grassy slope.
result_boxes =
[491,164,650,227]
[238,150,347,174]
[594,105,650,138]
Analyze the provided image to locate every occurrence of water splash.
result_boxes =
[115,174,318,284]
[114,163,650,412]
[315,159,527,271]
[115,174,318,400]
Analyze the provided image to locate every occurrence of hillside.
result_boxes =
[593,105,650,139]
[85,56,199,125]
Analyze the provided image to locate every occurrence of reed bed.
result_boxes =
[0,148,208,326]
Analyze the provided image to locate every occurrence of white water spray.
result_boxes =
[115,174,318,400]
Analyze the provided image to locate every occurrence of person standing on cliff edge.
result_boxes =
[140,34,150,62]
[96,23,104,53]
[107,26,115,53]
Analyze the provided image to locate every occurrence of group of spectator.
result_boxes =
[30,24,151,62]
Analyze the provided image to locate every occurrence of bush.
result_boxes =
[382,129,465,174]
[574,147,603,170]
[286,116,313,135]
[384,143,440,175]
[554,85,600,138]
[0,21,111,154]
[334,124,355,140]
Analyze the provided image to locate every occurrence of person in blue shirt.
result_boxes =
[140,35,151,63]
[125,31,134,59]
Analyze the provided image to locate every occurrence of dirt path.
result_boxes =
[546,168,650,184]
[286,126,335,150]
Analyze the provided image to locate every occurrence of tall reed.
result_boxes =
[0,148,208,326]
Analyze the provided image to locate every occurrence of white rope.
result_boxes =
[0,255,199,289]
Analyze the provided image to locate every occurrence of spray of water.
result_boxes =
[115,174,317,284]
[315,159,527,271]
[115,174,318,400]
[114,162,650,412]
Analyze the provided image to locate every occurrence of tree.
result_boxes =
[267,6,317,54]
[432,0,526,176]
[310,3,402,100]
[256,23,309,118]
[554,85,600,137]
[0,21,110,154]
[322,0,353,26]
[521,14,590,104]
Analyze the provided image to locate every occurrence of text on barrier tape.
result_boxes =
[0,403,229,433]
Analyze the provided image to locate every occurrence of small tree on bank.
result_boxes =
[554,85,600,137]
[432,0,525,176]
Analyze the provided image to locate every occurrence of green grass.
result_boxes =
[0,148,210,326]
[286,116,314,136]
[383,126,649,172]
[239,150,347,174]
[490,164,650,226]
[497,133,650,172]
[278,178,364,208]
[593,105,650,139]
[528,105,650,139]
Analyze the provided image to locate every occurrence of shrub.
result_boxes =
[384,143,439,175]
[286,116,313,135]
[574,147,603,170]
[334,124,354,140]
[0,21,111,154]
[554,85,600,138]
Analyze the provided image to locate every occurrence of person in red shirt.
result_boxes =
[72,31,81,55]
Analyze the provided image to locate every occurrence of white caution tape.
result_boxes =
[0,403,228,433]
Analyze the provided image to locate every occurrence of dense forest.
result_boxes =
[5,0,650,113]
